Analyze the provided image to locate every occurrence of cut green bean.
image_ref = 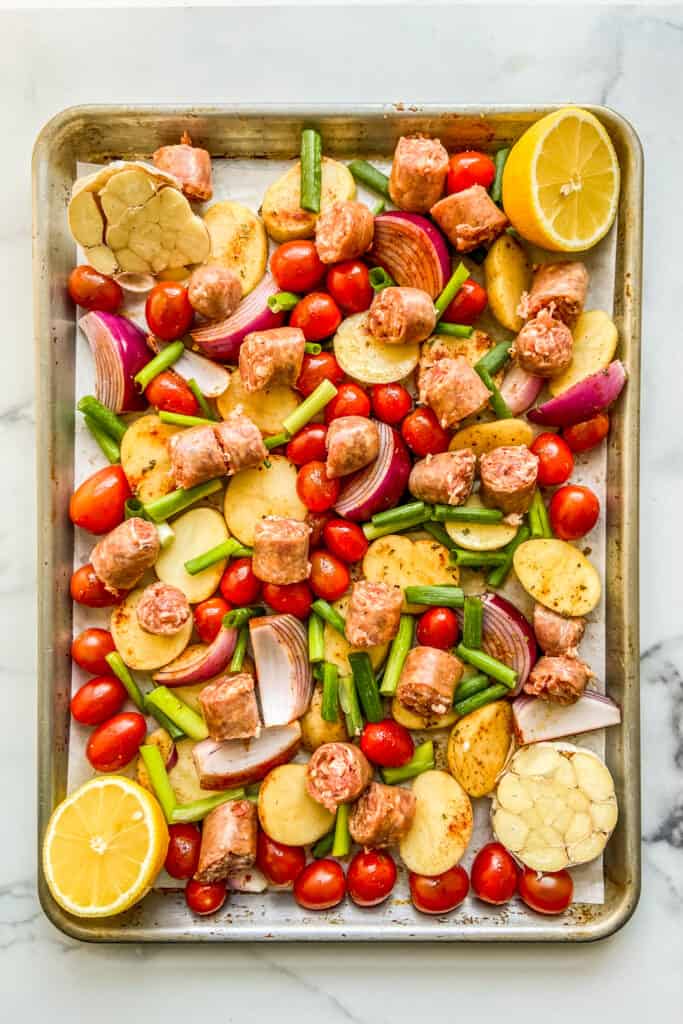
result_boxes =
[187,378,216,421]
[77,395,127,443]
[321,662,340,722]
[267,291,301,313]
[184,537,250,575]
[300,128,322,213]
[244,783,260,804]
[348,159,391,199]
[105,651,145,712]
[139,745,176,822]
[404,585,465,608]
[476,365,512,420]
[84,416,120,463]
[230,625,249,673]
[145,703,185,741]
[308,613,325,664]
[462,596,483,649]
[434,322,474,339]
[223,605,265,630]
[379,615,414,696]
[382,741,434,784]
[134,340,185,392]
[338,673,363,736]
[453,673,490,703]
[171,788,245,824]
[529,489,553,539]
[432,504,503,524]
[368,266,396,292]
[313,661,325,682]
[371,501,426,527]
[332,804,351,857]
[348,651,383,723]
[312,831,335,858]
[434,262,469,319]
[282,379,338,437]
[490,147,510,205]
[311,598,346,636]
[475,340,512,376]
[422,521,458,551]
[454,683,509,718]
[124,497,147,520]
[456,644,517,689]
[363,508,431,541]
[451,548,507,569]
[372,199,386,216]
[143,478,223,523]
[487,523,531,588]
[264,432,290,450]
[158,410,215,428]
[304,342,322,355]
[145,686,209,741]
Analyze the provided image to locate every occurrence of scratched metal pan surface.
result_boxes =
[33,105,642,942]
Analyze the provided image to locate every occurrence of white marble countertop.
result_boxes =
[3,3,682,1019]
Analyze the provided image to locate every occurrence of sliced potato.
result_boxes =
[258,763,334,845]
[333,312,419,385]
[136,728,175,792]
[261,157,356,243]
[216,369,299,436]
[445,494,519,552]
[203,201,267,295]
[447,700,513,797]
[422,328,496,370]
[362,535,460,613]
[323,593,388,676]
[223,455,306,546]
[484,235,531,332]
[391,696,458,731]
[155,507,229,603]
[121,414,181,503]
[111,588,193,671]
[449,417,533,456]
[169,738,221,803]
[399,770,473,875]
[300,684,349,752]
[549,310,618,396]
[513,538,601,616]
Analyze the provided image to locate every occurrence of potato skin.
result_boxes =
[121,414,180,504]
[449,418,533,457]
[362,535,459,614]
[111,588,193,672]
[300,685,349,752]
[549,309,618,396]
[484,234,531,332]
[399,770,473,875]
[513,539,601,617]
[154,507,229,604]
[391,696,457,732]
[447,701,514,797]
[258,764,334,845]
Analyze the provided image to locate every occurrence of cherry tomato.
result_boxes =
[256,832,306,886]
[271,240,325,293]
[296,351,345,397]
[68,265,123,313]
[530,432,574,486]
[145,281,194,340]
[165,823,201,880]
[441,278,488,325]
[193,596,232,644]
[219,557,262,605]
[309,550,350,602]
[296,461,340,513]
[185,879,227,916]
[401,407,450,456]
[86,711,147,772]
[71,628,116,675]
[322,519,369,563]
[290,292,342,342]
[409,865,469,914]
[549,484,600,540]
[347,850,397,907]
[326,260,373,314]
[360,719,414,768]
[370,382,413,425]
[262,581,313,619]
[324,382,371,423]
[518,867,574,915]
[471,842,518,905]
[293,858,346,910]
[70,563,125,608]
[447,150,496,194]
[562,413,610,453]
[70,675,127,726]
[145,370,199,416]
[416,607,459,650]
[286,424,328,466]
[69,465,132,535]
[307,511,332,550]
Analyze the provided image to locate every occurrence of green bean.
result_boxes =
[304,342,322,355]
[264,432,289,450]
[490,147,510,205]
[76,395,127,443]
[282,379,337,437]
[145,687,209,741]
[476,365,512,420]
[338,673,363,736]
[184,538,251,575]
[451,549,508,569]
[321,662,340,722]
[372,199,386,216]
[433,323,473,338]
[462,596,483,649]
[363,508,431,541]
[453,673,490,703]
[158,410,215,428]
[105,651,145,712]
[146,704,185,741]
[454,683,509,718]
[348,159,391,199]
[223,605,264,630]
[379,615,414,696]
[84,416,120,463]
[434,262,469,319]
[312,831,335,858]
[404,585,465,608]
[308,613,325,664]
[432,505,503,524]
[187,378,216,421]
[139,745,176,822]
[143,478,223,523]
[171,789,245,824]
[371,501,426,527]
[134,340,185,392]
[311,598,346,636]
[368,266,396,292]
[382,741,434,784]
[230,625,249,673]
[332,804,351,857]
[475,340,512,376]
[300,128,322,213]
[529,490,553,539]
[348,651,383,723]
[456,644,517,689]
[124,497,147,520]
[487,524,531,588]
[422,521,458,551]
[267,291,300,313]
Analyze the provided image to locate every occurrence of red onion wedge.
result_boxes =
[250,615,313,727]
[334,423,411,521]
[165,743,179,772]
[500,364,544,415]
[79,311,151,412]
[193,722,301,790]
[528,360,627,427]
[190,273,285,363]
[152,627,238,686]
[513,691,622,744]
[368,212,449,299]
[456,593,537,695]
[146,336,230,397]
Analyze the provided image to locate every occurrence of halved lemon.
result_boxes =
[502,107,620,252]
[42,776,169,918]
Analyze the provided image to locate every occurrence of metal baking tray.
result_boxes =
[33,104,642,942]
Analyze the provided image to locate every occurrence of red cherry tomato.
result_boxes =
[325,260,373,314]
[219,557,261,605]
[293,858,346,910]
[416,607,459,650]
[145,281,194,340]
[145,370,199,416]
[309,550,350,602]
[70,675,128,726]
[68,265,123,313]
[165,823,201,880]
[256,832,306,886]
[401,407,450,456]
[370,382,413,425]
[471,843,518,905]
[185,879,227,916]
[347,850,397,907]
[271,240,325,293]
[441,278,488,325]
[409,865,469,914]
[518,867,574,915]
[549,484,600,540]
[296,461,341,513]
[193,596,232,644]
[286,424,328,466]
[71,628,116,675]
[530,432,574,486]
[360,719,414,768]
[562,413,610,453]
[296,351,345,397]
[307,511,332,550]
[85,711,147,772]
[324,382,371,423]
[70,564,125,608]
[322,519,369,563]
[262,581,313,619]
[290,292,342,342]
[69,465,132,535]
[446,150,496,194]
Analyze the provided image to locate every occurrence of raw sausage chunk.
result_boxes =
[523,261,588,324]
[479,445,539,515]
[170,424,227,490]
[389,136,449,213]
[524,654,593,705]
[418,355,490,429]
[305,741,373,812]
[239,327,305,393]
[135,581,190,636]
[214,414,267,475]
[349,782,416,848]
[345,581,403,648]
[315,200,374,263]
[153,132,213,202]
[252,516,311,584]
[194,799,257,882]
[199,672,262,741]
[511,309,573,377]
[396,645,463,717]
[188,265,242,321]
[408,449,476,506]
[367,286,436,345]
[325,416,380,479]
[533,603,585,657]
[91,517,160,592]
[431,184,508,252]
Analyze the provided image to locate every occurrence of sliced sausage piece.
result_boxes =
[396,645,463,717]
[418,355,490,429]
[524,261,588,324]
[523,654,593,705]
[135,582,190,636]
[349,782,416,848]
[91,517,160,593]
[188,265,242,321]
[325,416,380,479]
[153,132,213,202]
[171,424,227,490]
[252,516,311,585]
[194,799,257,882]
[238,327,305,393]
[533,603,586,657]
[408,449,476,506]
[479,445,539,515]
[430,184,509,252]
[214,413,267,475]
[315,200,374,264]
[367,286,436,345]
[389,135,449,213]
[305,741,373,813]
[345,581,403,648]
[511,309,573,377]
[199,672,261,741]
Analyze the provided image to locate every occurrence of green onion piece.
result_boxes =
[468,245,488,265]
[451,549,508,569]
[311,598,346,636]
[300,128,322,213]
[244,783,260,804]
[453,673,490,703]
[158,410,215,428]
[529,490,553,540]
[187,378,216,421]
[338,673,363,736]
[454,683,509,718]
[105,651,145,712]
[264,432,290,451]
[363,508,431,541]
[139,745,177,822]
[348,159,391,199]
[304,342,322,355]
[462,596,483,649]
[184,537,249,575]
[282,379,338,437]
[432,504,503,524]
[145,704,185,741]
[267,291,300,313]
[372,199,386,216]
[312,831,335,858]
[156,521,175,549]
[312,661,325,682]
[368,266,396,293]
[487,523,531,588]
[143,478,223,523]
[223,605,265,630]
[371,501,426,527]
[490,147,510,205]
[476,365,512,420]
[145,686,209,741]
[422,521,458,551]
[321,662,340,722]
[433,323,474,339]
[77,395,127,443]
[332,804,351,857]
[434,262,469,320]
[134,340,185,392]
[456,644,517,689]
[171,788,245,824]
[83,415,120,463]
[229,625,249,673]
[475,340,512,376]
[124,497,147,520]
[382,740,434,784]
[379,615,414,696]
[404,585,465,608]
[308,613,325,664]
[348,651,383,723]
